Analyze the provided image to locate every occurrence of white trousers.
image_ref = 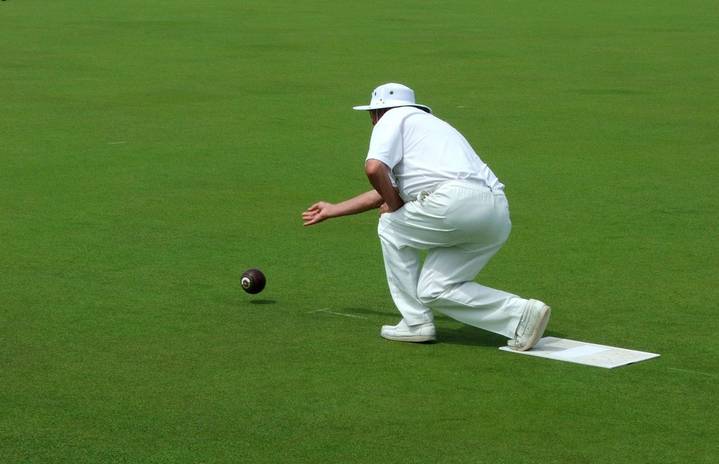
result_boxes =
[377,180,526,338]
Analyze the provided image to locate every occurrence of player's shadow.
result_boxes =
[440,326,566,346]
[438,325,506,347]
[340,306,564,347]
[250,299,277,305]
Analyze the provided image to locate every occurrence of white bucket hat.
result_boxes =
[352,83,431,113]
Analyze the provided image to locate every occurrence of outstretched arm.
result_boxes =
[365,159,404,212]
[302,189,383,226]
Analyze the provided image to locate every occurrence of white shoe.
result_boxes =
[507,299,551,351]
[380,319,436,343]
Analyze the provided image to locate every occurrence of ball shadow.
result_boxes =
[249,299,277,305]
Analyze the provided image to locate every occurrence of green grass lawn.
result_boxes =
[2,0,718,462]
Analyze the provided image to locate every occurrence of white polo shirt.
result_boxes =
[365,106,504,202]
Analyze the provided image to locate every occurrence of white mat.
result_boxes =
[499,337,660,368]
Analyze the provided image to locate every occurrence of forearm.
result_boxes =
[365,160,404,211]
[302,189,383,226]
[332,189,384,217]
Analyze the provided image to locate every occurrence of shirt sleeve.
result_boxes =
[365,111,403,169]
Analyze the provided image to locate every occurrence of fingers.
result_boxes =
[302,204,318,223]
[302,201,330,226]
[302,208,322,226]
[303,215,323,226]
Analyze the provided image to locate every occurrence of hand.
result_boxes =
[378,202,391,215]
[302,201,337,226]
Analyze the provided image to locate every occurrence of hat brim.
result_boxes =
[352,103,432,114]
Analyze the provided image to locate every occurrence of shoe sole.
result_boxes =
[381,332,436,343]
[512,304,551,352]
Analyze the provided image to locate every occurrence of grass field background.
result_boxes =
[2,0,718,462]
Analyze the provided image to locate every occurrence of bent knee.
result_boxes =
[417,283,443,305]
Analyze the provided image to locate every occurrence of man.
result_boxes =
[302,83,550,351]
